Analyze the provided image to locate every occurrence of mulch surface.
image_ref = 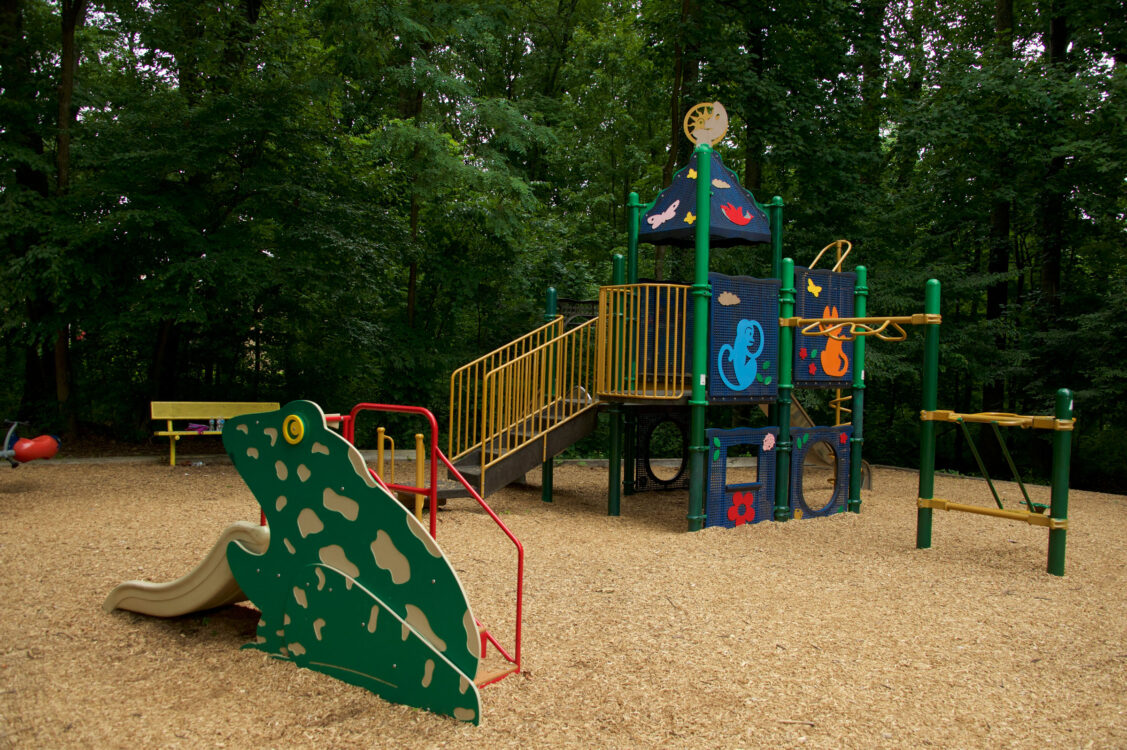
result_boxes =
[2,456,1125,748]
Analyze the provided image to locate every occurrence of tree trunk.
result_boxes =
[1039,12,1070,312]
[743,24,765,193]
[403,84,425,327]
[150,320,182,400]
[858,0,887,185]
[656,0,695,282]
[983,0,1013,414]
[52,0,87,439]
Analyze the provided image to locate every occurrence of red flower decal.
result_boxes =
[799,347,807,360]
[727,491,756,526]
[809,362,817,375]
[839,432,848,445]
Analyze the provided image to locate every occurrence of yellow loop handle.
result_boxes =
[808,239,853,271]
[283,414,304,445]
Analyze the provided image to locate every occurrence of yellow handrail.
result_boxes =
[449,316,565,460]
[596,284,690,400]
[479,319,598,471]
[809,239,852,272]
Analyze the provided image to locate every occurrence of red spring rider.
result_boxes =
[3,421,60,468]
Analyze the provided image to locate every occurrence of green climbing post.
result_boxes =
[916,279,941,548]
[687,144,712,532]
[774,258,795,521]
[623,192,641,496]
[542,287,558,503]
[848,266,868,513]
[1047,388,1073,576]
[608,255,626,516]
[627,191,641,284]
[766,196,785,427]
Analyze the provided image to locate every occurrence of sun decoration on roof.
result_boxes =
[683,101,729,146]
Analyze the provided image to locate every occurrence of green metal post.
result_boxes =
[627,192,641,284]
[916,280,941,548]
[542,287,558,503]
[623,192,641,495]
[687,144,713,532]
[774,259,795,521]
[1047,388,1073,576]
[766,196,785,427]
[767,196,784,282]
[847,266,868,513]
[608,255,626,516]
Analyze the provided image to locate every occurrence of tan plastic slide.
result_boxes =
[103,521,270,617]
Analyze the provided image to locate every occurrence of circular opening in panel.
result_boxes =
[644,419,687,485]
[798,440,837,513]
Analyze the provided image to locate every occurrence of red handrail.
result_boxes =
[341,403,523,681]
[344,403,440,539]
[438,448,523,679]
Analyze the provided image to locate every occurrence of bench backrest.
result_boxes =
[151,401,281,421]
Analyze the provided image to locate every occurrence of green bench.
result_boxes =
[151,401,280,466]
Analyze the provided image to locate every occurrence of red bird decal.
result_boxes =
[720,202,753,226]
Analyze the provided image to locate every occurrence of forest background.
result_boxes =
[2,0,1125,490]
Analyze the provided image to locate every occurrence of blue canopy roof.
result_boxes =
[638,151,771,247]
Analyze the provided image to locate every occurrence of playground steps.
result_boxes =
[441,405,599,499]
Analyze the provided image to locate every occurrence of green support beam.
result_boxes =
[774,258,795,521]
[1047,388,1073,576]
[766,196,785,428]
[686,144,713,532]
[916,279,942,548]
[847,266,868,513]
[542,287,558,503]
[608,255,626,516]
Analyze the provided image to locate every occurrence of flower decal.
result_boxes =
[809,362,817,376]
[839,431,848,445]
[799,347,807,360]
[727,491,756,526]
[762,433,776,451]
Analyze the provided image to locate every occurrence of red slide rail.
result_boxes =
[340,403,523,684]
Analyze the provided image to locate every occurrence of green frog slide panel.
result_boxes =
[105,400,483,724]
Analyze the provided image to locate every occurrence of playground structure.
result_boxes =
[444,101,927,530]
[103,100,1077,727]
[914,282,1075,575]
[441,101,1073,564]
[106,400,523,724]
[2,420,59,467]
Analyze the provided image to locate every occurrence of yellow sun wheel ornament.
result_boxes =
[683,101,729,146]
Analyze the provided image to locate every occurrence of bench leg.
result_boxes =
[169,436,177,467]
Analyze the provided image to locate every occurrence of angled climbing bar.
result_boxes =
[917,497,1067,529]
[920,410,1075,431]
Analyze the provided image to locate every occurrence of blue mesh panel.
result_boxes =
[631,406,690,492]
[793,267,856,388]
[789,426,852,519]
[705,428,779,528]
[709,273,780,403]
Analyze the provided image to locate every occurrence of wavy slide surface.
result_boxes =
[103,521,270,617]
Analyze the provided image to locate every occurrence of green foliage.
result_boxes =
[3,0,1123,489]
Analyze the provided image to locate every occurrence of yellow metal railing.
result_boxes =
[449,316,565,461]
[479,318,598,471]
[596,284,690,400]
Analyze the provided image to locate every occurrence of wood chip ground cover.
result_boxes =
[1,459,1125,748]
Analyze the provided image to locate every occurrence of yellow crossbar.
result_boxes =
[918,497,1068,529]
[920,410,1075,431]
